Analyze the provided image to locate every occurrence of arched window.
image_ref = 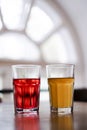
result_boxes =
[0,0,82,97]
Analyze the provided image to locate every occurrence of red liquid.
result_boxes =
[13,78,40,111]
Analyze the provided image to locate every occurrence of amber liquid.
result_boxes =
[48,78,74,108]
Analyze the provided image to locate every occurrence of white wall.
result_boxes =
[57,0,87,87]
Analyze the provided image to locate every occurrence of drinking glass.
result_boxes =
[46,64,75,114]
[12,65,41,114]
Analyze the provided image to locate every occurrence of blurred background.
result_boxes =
[0,0,87,101]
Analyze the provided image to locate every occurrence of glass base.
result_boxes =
[15,107,39,115]
[51,106,72,114]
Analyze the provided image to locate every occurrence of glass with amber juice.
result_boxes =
[46,64,75,114]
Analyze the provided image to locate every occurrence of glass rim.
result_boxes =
[12,64,41,69]
[46,63,75,68]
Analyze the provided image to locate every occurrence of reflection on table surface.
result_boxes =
[14,113,73,130]
[0,94,87,130]
[15,114,40,130]
[50,113,73,130]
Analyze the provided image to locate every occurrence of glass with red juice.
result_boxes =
[12,65,41,114]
